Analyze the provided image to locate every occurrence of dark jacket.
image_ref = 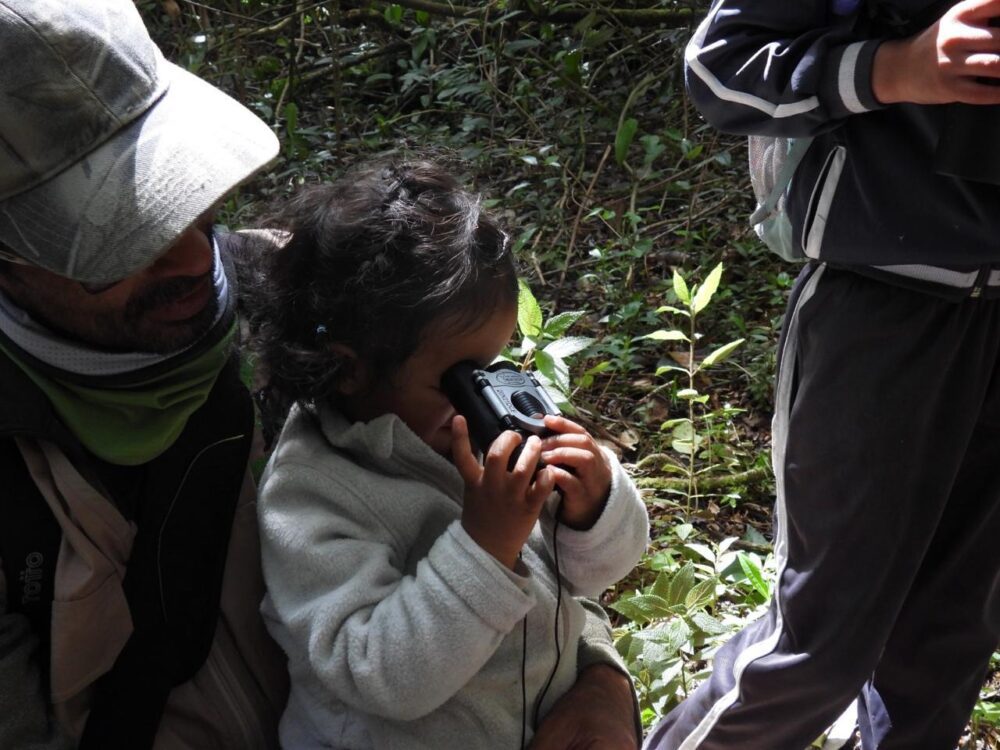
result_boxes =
[685,0,1000,271]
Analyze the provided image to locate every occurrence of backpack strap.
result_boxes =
[78,354,254,749]
[0,439,62,682]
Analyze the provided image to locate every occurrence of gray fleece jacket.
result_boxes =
[258,404,649,749]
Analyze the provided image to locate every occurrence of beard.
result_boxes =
[13,272,222,354]
[121,274,220,353]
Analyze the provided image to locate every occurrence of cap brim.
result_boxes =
[0,61,279,284]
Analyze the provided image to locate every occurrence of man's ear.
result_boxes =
[329,343,368,395]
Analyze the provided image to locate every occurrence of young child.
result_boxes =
[249,160,649,749]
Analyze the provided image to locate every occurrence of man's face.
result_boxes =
[0,214,218,353]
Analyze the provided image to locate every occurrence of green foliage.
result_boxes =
[640,263,752,513]
[611,530,775,726]
[508,280,592,404]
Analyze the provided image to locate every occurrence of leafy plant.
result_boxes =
[641,263,747,513]
[611,532,775,727]
[507,279,592,407]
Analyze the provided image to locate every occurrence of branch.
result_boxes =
[378,0,695,27]
[635,466,771,492]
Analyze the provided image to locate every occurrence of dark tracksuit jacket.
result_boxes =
[644,2,1000,749]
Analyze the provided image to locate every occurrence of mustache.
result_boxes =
[126,274,214,318]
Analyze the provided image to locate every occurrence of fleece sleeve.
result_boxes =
[0,571,73,750]
[685,0,886,137]
[258,462,536,722]
[538,448,649,597]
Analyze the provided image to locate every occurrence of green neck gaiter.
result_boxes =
[2,325,236,466]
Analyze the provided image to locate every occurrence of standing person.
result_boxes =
[0,0,290,747]
[248,159,650,750]
[645,1,1000,748]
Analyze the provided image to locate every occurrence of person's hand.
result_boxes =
[453,415,555,569]
[529,664,639,749]
[873,0,1000,104]
[538,414,612,530]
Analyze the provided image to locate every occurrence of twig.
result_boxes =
[273,0,308,127]
[555,144,611,302]
[298,41,410,82]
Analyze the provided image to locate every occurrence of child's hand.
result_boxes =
[452,415,555,570]
[538,414,612,530]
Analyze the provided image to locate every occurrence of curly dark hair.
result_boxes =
[246,159,518,442]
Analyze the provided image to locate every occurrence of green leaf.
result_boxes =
[283,101,299,134]
[677,388,700,400]
[673,269,691,305]
[650,570,672,601]
[534,349,570,395]
[718,536,739,556]
[624,633,644,664]
[511,226,537,254]
[413,32,431,61]
[654,305,690,317]
[691,263,724,315]
[542,310,586,338]
[655,364,689,377]
[665,563,696,608]
[674,522,694,541]
[743,526,770,548]
[973,700,1000,724]
[563,48,582,82]
[738,552,771,600]
[384,3,403,23]
[573,11,599,35]
[698,338,745,370]
[505,38,542,53]
[614,117,638,166]
[635,619,692,654]
[640,134,667,171]
[639,638,674,668]
[517,279,543,338]
[685,578,716,611]
[641,329,689,342]
[683,543,716,564]
[609,594,673,624]
[543,336,593,360]
[690,610,729,636]
[671,420,700,455]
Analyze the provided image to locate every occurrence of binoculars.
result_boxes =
[441,360,561,465]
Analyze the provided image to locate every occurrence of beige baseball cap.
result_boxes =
[0,0,279,284]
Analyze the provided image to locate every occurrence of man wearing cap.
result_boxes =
[0,0,288,747]
[0,1,644,749]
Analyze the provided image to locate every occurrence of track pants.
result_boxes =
[644,265,1000,750]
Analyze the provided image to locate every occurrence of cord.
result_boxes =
[532,498,565,730]
[520,609,528,750]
